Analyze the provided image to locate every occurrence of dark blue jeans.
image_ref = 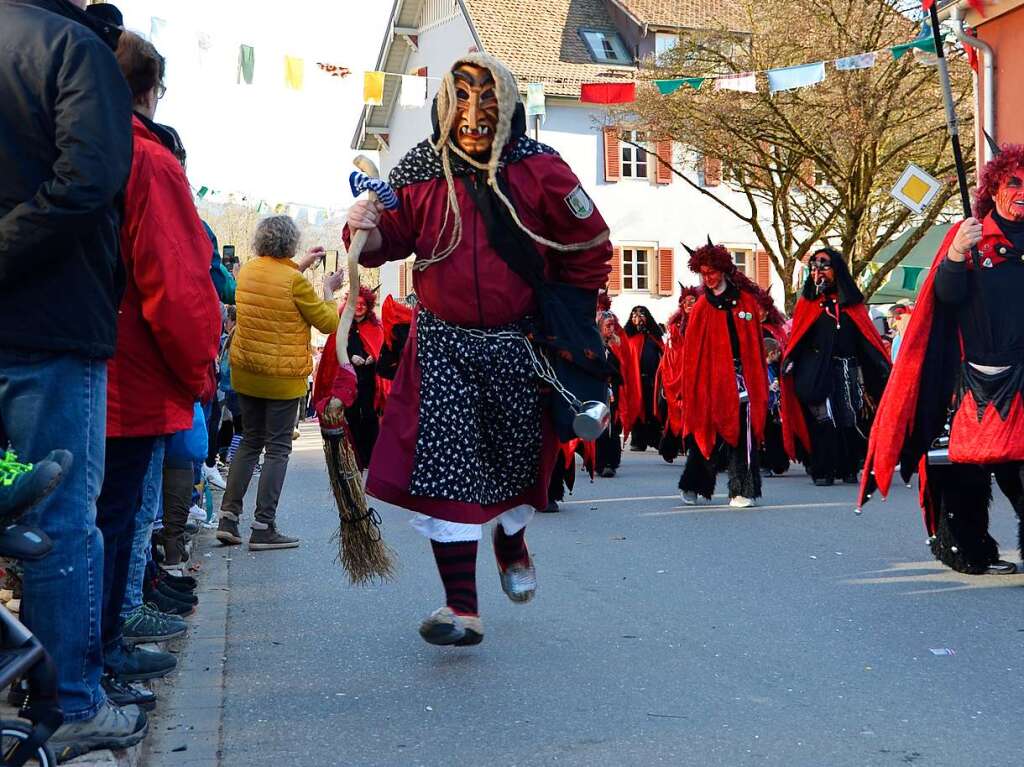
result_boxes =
[97,436,156,656]
[0,350,107,721]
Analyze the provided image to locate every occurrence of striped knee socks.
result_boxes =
[430,539,478,616]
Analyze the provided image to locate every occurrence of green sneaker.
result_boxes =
[0,448,71,520]
[122,604,187,645]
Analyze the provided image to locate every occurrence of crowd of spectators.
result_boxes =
[0,1,340,759]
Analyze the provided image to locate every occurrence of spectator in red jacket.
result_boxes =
[97,31,220,694]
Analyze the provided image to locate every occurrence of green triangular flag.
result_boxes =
[900,266,925,291]
[891,37,937,60]
[655,78,705,95]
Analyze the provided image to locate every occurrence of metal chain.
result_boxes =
[444,322,585,412]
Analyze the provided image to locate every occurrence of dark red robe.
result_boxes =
[781,299,890,459]
[343,150,611,523]
[681,289,768,459]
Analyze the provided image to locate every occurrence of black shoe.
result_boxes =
[144,585,194,617]
[986,560,1017,575]
[248,524,300,550]
[539,500,560,513]
[216,516,242,546]
[599,467,616,478]
[154,569,196,595]
[101,674,156,711]
[107,643,177,682]
[156,579,198,605]
[813,477,835,487]
[161,571,197,590]
[629,445,646,452]
[842,473,859,484]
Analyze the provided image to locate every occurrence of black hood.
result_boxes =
[802,247,864,306]
[18,0,122,49]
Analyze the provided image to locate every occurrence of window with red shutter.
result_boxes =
[398,261,408,298]
[657,247,674,295]
[703,156,722,187]
[755,250,771,289]
[603,127,621,183]
[655,139,673,185]
[608,246,622,295]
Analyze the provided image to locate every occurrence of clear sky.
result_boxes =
[113,0,394,210]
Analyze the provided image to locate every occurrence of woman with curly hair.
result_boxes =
[216,216,343,550]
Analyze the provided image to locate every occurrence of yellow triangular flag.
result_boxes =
[284,55,304,91]
[363,71,385,106]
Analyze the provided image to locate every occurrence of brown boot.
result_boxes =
[159,467,192,567]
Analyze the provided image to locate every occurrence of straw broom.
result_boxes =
[320,155,396,584]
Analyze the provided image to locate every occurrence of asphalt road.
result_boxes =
[216,428,1024,767]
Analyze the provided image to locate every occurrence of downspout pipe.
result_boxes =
[950,4,995,164]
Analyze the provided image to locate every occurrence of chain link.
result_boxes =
[444,322,585,412]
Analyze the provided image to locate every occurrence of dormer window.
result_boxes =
[580,29,631,65]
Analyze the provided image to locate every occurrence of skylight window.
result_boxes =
[580,30,632,65]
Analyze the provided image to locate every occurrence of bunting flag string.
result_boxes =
[141,14,957,106]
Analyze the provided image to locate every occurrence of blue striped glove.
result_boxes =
[349,172,399,210]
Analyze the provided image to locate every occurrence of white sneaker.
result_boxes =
[187,504,207,522]
[202,464,226,490]
[729,496,755,509]
[680,491,698,506]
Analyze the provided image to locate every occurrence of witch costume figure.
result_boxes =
[657,286,701,462]
[622,306,665,452]
[781,248,890,486]
[678,241,768,508]
[860,143,1024,575]
[344,53,611,644]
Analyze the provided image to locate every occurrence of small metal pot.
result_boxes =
[573,400,611,441]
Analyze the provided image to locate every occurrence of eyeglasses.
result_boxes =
[157,84,167,100]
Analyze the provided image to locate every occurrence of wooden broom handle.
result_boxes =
[336,155,382,368]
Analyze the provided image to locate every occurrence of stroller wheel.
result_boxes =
[0,719,56,766]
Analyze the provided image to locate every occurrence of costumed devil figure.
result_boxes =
[657,286,701,462]
[344,53,611,644]
[678,240,768,508]
[781,248,890,486]
[860,143,1024,575]
[622,305,665,452]
[314,286,384,469]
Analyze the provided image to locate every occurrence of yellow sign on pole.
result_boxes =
[890,163,943,214]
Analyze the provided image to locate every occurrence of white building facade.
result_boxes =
[353,0,779,323]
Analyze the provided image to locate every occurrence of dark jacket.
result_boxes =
[0,0,133,358]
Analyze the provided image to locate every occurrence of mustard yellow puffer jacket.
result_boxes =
[231,256,339,400]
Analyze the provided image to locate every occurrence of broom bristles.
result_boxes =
[322,429,396,585]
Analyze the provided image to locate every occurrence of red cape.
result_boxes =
[623,331,665,432]
[781,299,890,459]
[681,290,768,458]
[656,326,686,437]
[381,295,413,346]
[858,224,962,516]
[312,311,385,415]
[609,329,641,438]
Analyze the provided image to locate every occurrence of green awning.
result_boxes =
[867,223,953,304]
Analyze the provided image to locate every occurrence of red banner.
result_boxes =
[580,82,636,105]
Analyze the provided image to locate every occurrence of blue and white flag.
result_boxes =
[766,62,826,93]
[349,172,399,210]
[834,52,877,71]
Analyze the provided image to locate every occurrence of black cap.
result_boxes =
[86,3,124,28]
